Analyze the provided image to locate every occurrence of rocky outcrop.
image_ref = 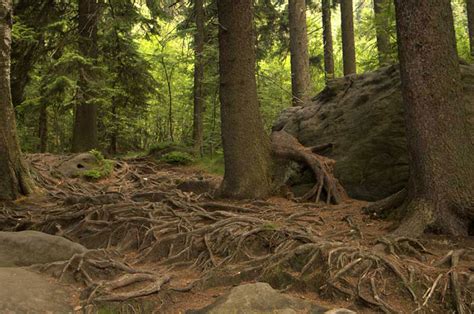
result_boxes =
[273,64,474,201]
[187,283,355,314]
[0,231,87,267]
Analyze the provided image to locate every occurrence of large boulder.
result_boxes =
[273,64,474,201]
[0,267,74,313]
[187,282,355,314]
[0,231,87,267]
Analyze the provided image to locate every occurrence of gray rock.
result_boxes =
[273,64,474,201]
[187,282,354,314]
[56,153,101,177]
[0,267,74,313]
[0,231,87,267]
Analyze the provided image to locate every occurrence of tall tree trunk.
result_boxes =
[109,101,117,155]
[38,103,48,153]
[394,0,474,236]
[72,0,99,153]
[193,0,205,156]
[467,0,474,58]
[322,0,335,81]
[373,0,391,65]
[0,0,34,200]
[217,0,273,199]
[340,0,356,75]
[288,0,312,106]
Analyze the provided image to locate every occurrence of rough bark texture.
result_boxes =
[288,0,312,105]
[0,0,34,200]
[217,0,273,199]
[394,0,474,236]
[340,0,356,75]
[467,0,474,58]
[192,0,205,155]
[72,0,99,153]
[322,0,335,80]
[373,0,391,65]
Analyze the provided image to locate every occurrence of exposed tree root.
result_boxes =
[271,131,347,204]
[1,155,472,313]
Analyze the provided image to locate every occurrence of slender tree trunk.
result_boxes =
[38,103,48,153]
[322,0,335,80]
[394,0,474,236]
[217,0,273,199]
[0,0,34,200]
[340,0,356,75]
[109,101,117,155]
[72,0,99,152]
[467,0,474,58]
[193,0,205,155]
[373,0,391,65]
[288,0,312,106]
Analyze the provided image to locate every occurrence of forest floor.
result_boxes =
[0,154,473,313]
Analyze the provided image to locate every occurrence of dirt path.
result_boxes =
[0,154,472,313]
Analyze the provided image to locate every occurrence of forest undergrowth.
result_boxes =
[1,154,472,313]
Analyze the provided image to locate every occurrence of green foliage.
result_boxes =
[82,150,114,181]
[160,151,194,166]
[12,0,474,157]
[195,153,225,175]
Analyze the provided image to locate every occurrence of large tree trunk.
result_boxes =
[0,0,34,200]
[72,0,99,153]
[394,0,474,236]
[288,0,312,105]
[467,0,474,58]
[340,0,356,75]
[193,0,205,155]
[322,0,335,80]
[217,0,273,199]
[373,0,391,65]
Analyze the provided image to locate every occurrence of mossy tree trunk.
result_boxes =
[0,0,35,200]
[217,0,273,199]
[193,0,205,156]
[394,0,474,236]
[340,0,356,75]
[373,0,391,65]
[72,0,99,153]
[288,0,312,105]
[322,0,335,81]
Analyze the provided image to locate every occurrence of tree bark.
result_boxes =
[394,0,474,236]
[340,0,356,75]
[72,0,99,152]
[193,0,205,155]
[217,0,273,199]
[0,0,34,200]
[373,0,391,65]
[288,0,312,106]
[38,103,48,153]
[467,0,474,58]
[322,0,335,81]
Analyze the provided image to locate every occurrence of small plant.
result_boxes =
[90,149,105,162]
[82,150,114,181]
[161,151,194,166]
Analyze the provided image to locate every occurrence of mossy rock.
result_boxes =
[56,150,114,180]
[274,64,474,201]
